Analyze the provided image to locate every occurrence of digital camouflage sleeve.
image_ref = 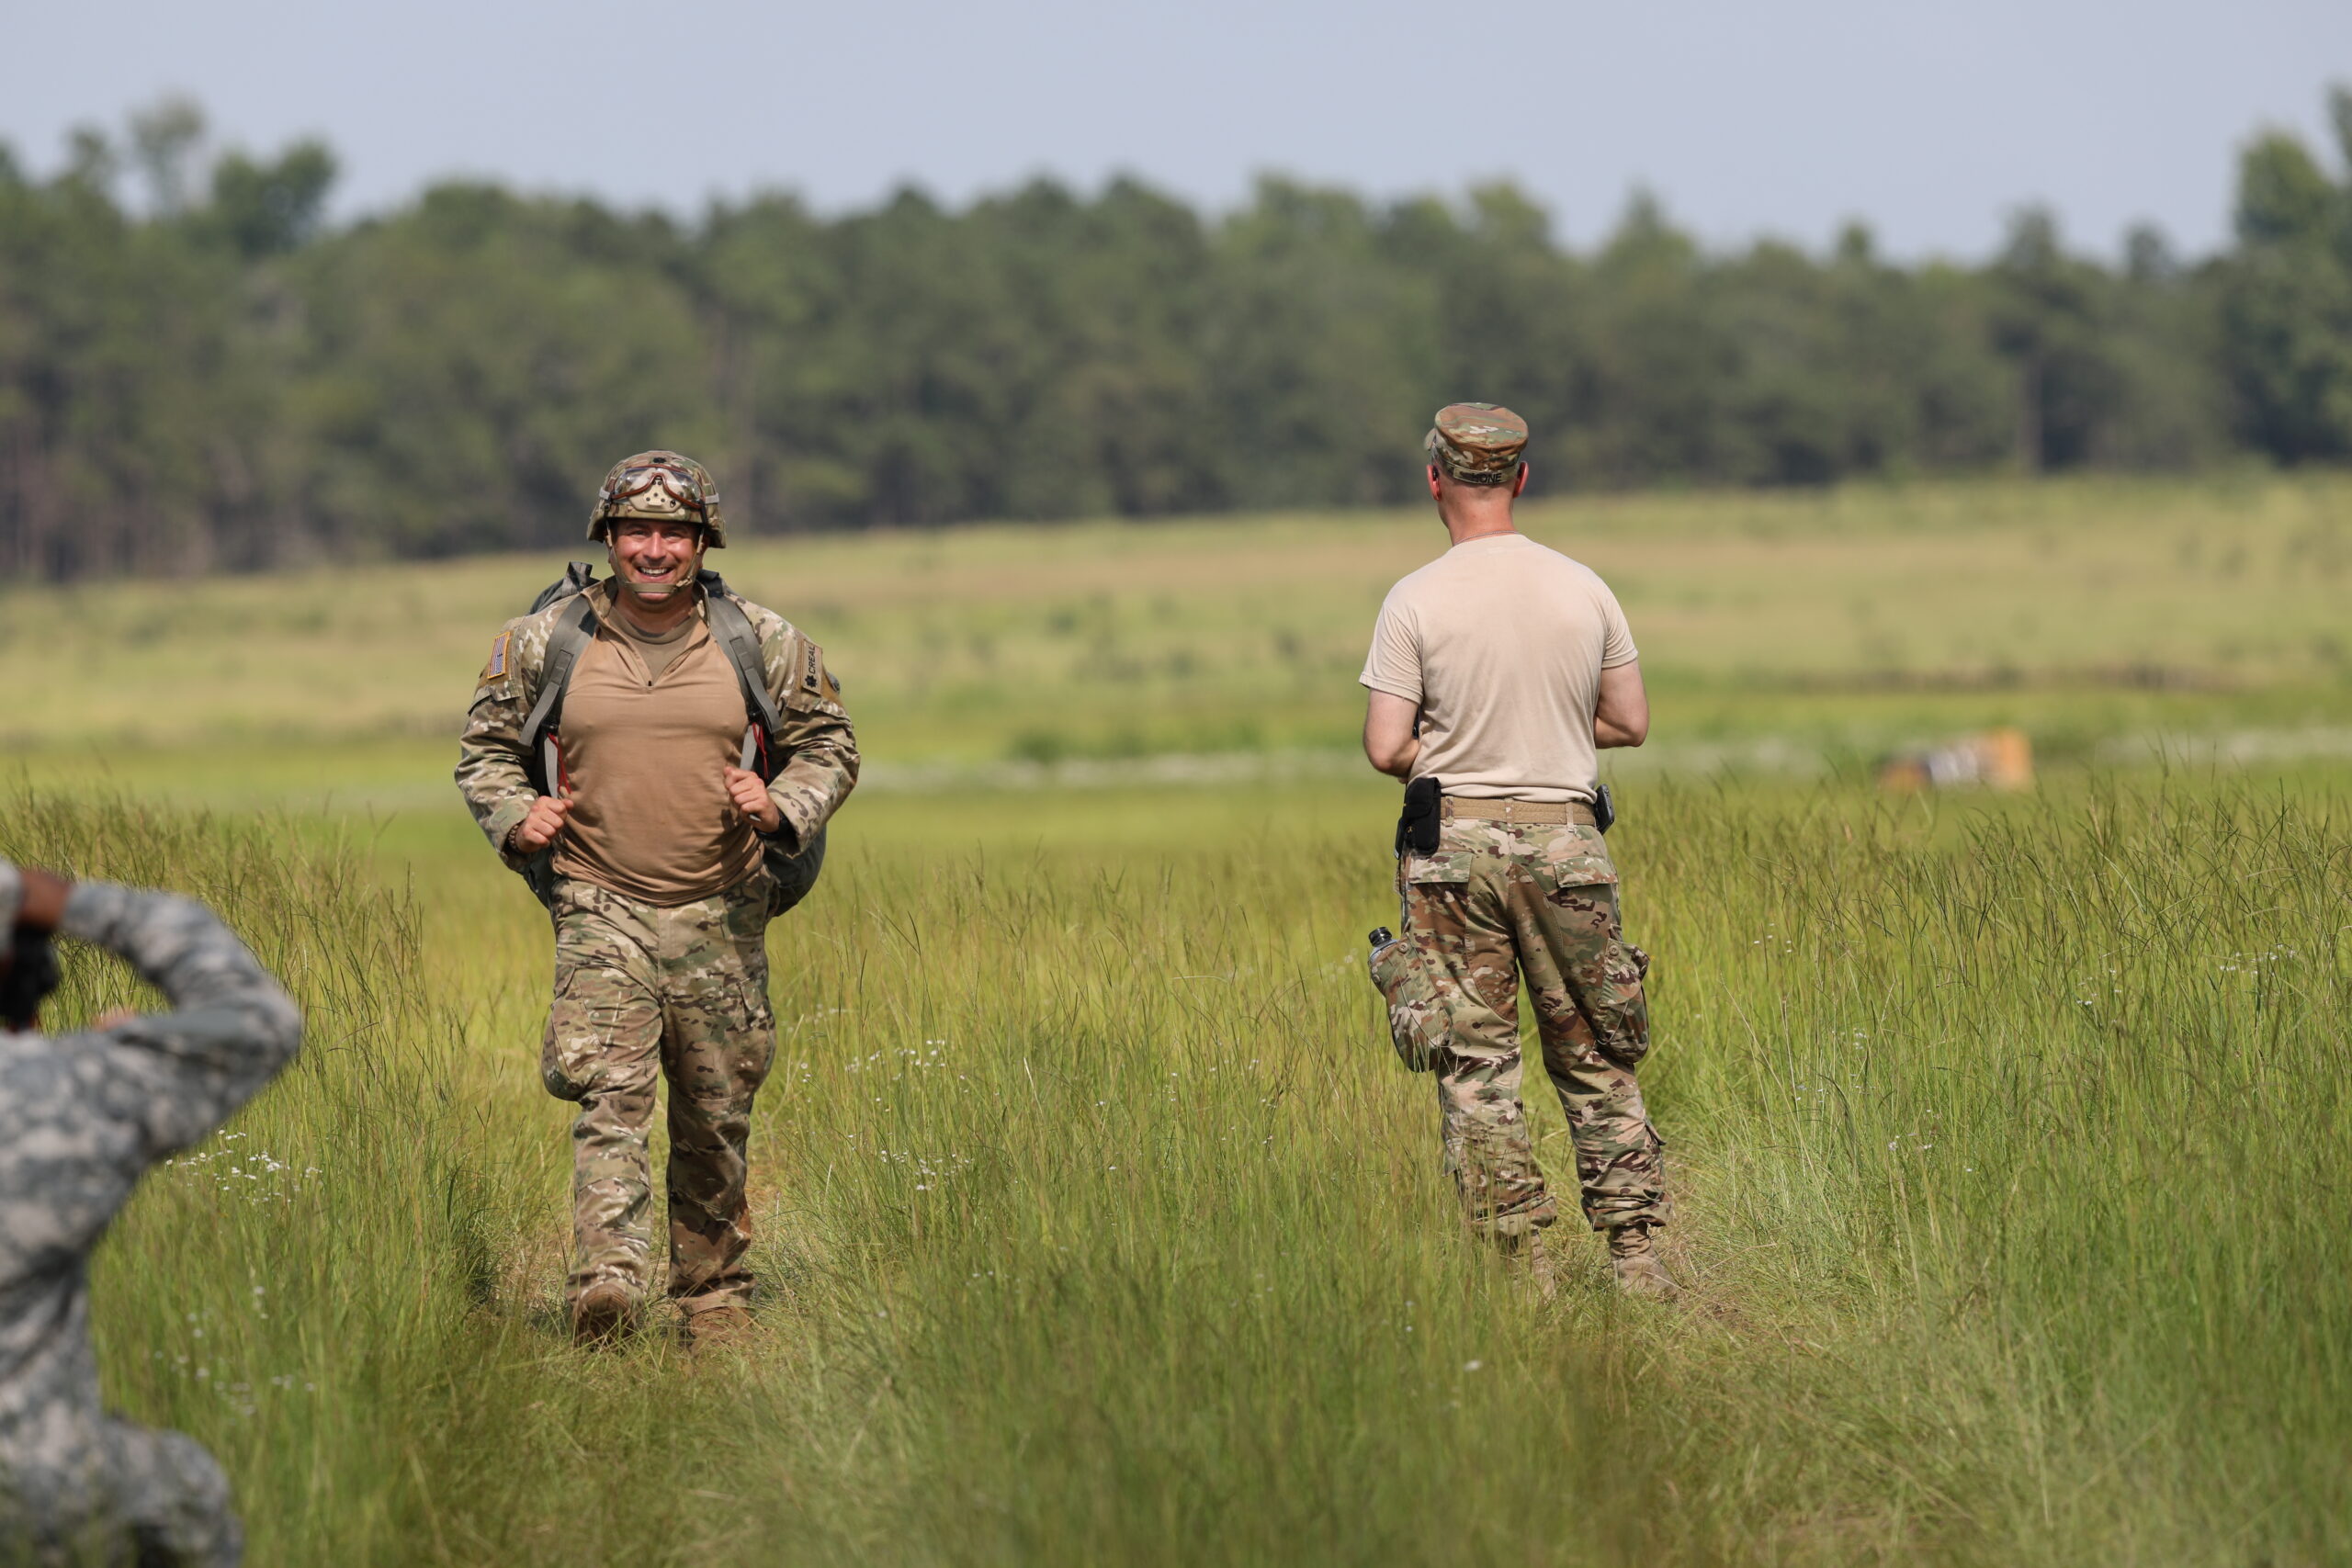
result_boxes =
[453,582,860,871]
[0,869,303,1566]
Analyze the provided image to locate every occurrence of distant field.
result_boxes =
[7,474,2350,804]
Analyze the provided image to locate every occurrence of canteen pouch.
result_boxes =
[1367,927,1448,1073]
[1396,776,1442,856]
[1584,934,1652,1068]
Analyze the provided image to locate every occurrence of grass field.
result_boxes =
[5,474,2351,1564]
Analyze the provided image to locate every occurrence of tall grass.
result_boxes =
[5,773,2346,1564]
[1645,778,2352,1560]
[4,794,471,1551]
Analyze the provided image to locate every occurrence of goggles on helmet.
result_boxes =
[598,461,709,519]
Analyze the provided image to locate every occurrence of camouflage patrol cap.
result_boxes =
[590,451,728,547]
[1425,403,1529,485]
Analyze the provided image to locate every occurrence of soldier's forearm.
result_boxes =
[765,773,849,846]
[1367,738,1419,778]
[454,745,532,803]
[455,739,540,865]
[480,795,538,866]
[1594,716,1645,750]
[765,741,858,846]
[57,884,300,1071]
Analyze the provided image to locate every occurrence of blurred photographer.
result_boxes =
[0,861,301,1565]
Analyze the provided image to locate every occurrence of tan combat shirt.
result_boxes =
[548,604,765,905]
[457,580,859,896]
[1360,532,1638,805]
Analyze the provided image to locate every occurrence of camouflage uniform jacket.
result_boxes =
[0,871,302,1565]
[454,581,860,874]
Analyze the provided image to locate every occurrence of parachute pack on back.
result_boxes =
[514,561,826,915]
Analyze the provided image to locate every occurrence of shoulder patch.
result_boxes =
[484,631,512,680]
[802,640,821,693]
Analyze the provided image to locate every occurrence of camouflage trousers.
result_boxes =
[1397,814,1668,1237]
[542,874,776,1317]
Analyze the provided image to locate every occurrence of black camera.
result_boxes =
[1,931,60,1032]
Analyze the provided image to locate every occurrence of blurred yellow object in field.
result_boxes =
[1880,727,2034,792]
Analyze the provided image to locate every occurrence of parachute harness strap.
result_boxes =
[522,593,601,761]
[705,587,785,779]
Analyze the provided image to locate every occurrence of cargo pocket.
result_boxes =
[540,965,600,1103]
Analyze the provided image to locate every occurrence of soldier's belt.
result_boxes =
[1439,797,1598,827]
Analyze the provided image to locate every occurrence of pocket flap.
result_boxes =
[1402,850,1476,885]
[1533,824,1618,890]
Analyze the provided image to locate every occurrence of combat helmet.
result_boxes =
[589,451,727,548]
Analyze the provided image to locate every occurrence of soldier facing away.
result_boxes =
[0,860,303,1564]
[1361,405,1674,1297]
[455,452,858,1348]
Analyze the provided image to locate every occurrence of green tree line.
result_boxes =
[4,92,2349,580]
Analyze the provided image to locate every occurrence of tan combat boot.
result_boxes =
[1607,1222,1678,1301]
[1496,1227,1558,1299]
[571,1281,641,1348]
[679,1303,755,1354]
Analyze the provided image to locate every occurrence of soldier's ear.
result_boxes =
[1513,462,1530,498]
[1427,465,1443,502]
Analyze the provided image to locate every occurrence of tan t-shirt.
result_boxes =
[549,606,764,905]
[1359,532,1637,804]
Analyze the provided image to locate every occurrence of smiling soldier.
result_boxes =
[455,451,857,1349]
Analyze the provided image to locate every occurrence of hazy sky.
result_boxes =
[8,0,2347,260]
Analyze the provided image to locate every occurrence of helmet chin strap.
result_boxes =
[617,574,686,604]
[606,543,702,604]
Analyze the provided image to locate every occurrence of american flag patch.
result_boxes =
[485,631,511,680]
